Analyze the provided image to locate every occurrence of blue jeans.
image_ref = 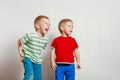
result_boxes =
[55,64,75,80]
[23,57,42,80]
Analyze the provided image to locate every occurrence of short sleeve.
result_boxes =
[51,39,56,48]
[72,38,79,49]
[43,37,48,49]
[20,33,30,44]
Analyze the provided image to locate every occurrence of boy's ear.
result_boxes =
[35,23,40,29]
[60,26,64,31]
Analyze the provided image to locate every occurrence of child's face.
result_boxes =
[62,21,73,36]
[36,18,50,34]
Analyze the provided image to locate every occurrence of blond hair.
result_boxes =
[58,19,73,33]
[34,15,49,31]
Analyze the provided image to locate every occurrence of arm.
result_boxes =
[17,39,24,62]
[50,48,56,71]
[74,48,81,69]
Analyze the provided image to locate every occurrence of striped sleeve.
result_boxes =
[42,37,48,49]
[20,33,30,44]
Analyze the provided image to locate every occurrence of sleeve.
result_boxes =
[43,37,48,49]
[72,38,79,49]
[51,39,56,48]
[20,33,30,44]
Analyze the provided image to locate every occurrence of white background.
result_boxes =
[0,0,120,80]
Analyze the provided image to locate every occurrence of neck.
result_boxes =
[61,33,70,37]
[36,30,45,38]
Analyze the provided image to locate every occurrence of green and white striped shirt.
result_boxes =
[20,32,48,64]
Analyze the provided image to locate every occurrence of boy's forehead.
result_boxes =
[65,21,73,25]
[38,18,50,23]
[60,21,72,26]
[40,18,49,21]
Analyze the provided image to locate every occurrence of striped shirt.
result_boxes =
[20,32,48,64]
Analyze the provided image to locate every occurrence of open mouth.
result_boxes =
[45,28,49,32]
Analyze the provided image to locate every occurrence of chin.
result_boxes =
[66,34,71,36]
[44,32,48,34]
[68,33,71,35]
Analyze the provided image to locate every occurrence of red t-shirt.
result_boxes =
[51,36,79,63]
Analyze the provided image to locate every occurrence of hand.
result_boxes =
[20,56,23,62]
[51,63,57,71]
[76,63,81,70]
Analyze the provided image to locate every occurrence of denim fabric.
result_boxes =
[23,57,42,80]
[55,64,75,80]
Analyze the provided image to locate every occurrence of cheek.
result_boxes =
[67,28,71,31]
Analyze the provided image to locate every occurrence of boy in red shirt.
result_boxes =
[50,19,81,80]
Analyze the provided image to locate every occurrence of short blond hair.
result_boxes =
[34,15,49,31]
[58,19,73,33]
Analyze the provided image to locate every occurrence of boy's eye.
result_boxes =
[68,25,73,28]
[68,25,71,27]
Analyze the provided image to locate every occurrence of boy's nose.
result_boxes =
[47,26,50,30]
[47,24,50,27]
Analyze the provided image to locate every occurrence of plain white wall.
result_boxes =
[0,0,120,80]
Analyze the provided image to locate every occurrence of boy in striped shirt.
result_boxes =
[17,15,50,80]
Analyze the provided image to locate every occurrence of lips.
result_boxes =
[45,28,49,32]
